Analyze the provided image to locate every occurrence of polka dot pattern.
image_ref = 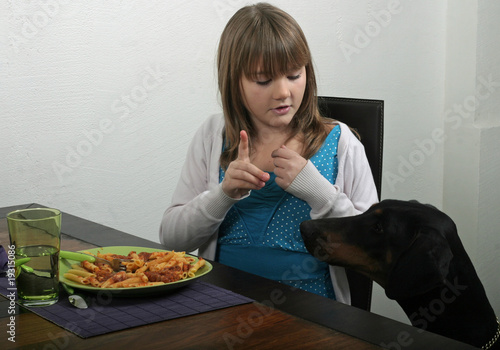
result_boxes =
[218,126,341,298]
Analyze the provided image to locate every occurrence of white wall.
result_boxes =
[1,0,498,324]
[443,0,500,323]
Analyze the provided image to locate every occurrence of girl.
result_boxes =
[159,3,377,304]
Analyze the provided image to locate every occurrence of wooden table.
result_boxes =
[0,204,477,349]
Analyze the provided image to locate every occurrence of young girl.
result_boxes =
[159,3,378,304]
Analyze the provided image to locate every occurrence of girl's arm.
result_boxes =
[286,126,378,218]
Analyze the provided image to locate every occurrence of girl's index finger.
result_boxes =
[237,130,250,161]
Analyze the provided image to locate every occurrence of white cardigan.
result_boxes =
[159,113,378,304]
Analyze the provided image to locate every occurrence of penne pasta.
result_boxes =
[109,277,142,288]
[82,261,100,273]
[63,249,206,289]
[70,264,88,272]
[64,273,91,285]
[67,268,94,278]
[189,258,206,273]
[188,258,206,278]
[125,282,164,287]
[86,276,101,287]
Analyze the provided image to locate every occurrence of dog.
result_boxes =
[300,199,499,349]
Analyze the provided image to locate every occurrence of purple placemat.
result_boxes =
[0,277,253,338]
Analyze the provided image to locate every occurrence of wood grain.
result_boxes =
[1,302,381,350]
[1,217,380,349]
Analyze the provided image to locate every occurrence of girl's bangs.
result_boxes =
[243,27,309,80]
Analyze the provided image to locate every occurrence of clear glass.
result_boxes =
[7,208,61,307]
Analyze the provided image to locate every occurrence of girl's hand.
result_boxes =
[221,130,270,199]
[271,145,307,190]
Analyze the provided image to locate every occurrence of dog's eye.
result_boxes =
[373,222,384,234]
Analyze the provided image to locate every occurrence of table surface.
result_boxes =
[0,204,478,350]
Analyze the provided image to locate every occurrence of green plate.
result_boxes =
[59,246,212,297]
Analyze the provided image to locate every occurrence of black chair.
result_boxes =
[318,96,384,311]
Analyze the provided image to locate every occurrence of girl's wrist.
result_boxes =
[286,161,339,206]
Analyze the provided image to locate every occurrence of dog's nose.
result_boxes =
[300,220,316,239]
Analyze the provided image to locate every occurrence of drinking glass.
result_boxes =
[7,208,61,307]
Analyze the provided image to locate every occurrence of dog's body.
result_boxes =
[300,200,499,349]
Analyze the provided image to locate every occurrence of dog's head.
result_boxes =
[300,200,456,300]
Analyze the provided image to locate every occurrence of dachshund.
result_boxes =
[300,199,499,349]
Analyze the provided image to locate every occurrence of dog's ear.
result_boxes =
[385,228,453,300]
[409,199,439,211]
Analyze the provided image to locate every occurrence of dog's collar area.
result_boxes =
[483,316,500,350]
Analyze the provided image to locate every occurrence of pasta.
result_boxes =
[63,250,206,288]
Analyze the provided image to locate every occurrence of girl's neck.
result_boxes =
[250,130,304,172]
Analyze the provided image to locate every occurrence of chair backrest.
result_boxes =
[318,96,384,311]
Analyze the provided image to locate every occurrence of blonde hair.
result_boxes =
[217,2,330,169]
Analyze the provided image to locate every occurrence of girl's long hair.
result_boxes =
[217,2,331,169]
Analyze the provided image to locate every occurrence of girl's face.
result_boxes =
[240,65,306,132]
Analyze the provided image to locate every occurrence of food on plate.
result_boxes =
[63,250,205,288]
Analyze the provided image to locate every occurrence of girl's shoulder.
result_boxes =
[194,113,225,139]
[202,113,225,130]
[323,120,364,156]
[322,119,352,138]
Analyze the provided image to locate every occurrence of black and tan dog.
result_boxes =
[300,199,499,349]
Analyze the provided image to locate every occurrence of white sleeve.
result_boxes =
[285,126,378,219]
[285,160,358,218]
[159,117,238,252]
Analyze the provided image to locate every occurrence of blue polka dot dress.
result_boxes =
[216,125,341,299]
